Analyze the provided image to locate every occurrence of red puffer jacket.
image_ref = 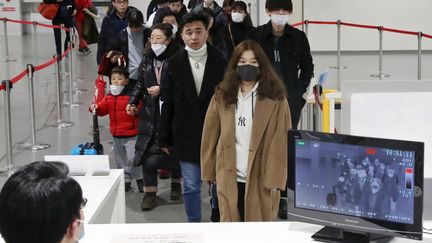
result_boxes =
[94,94,139,137]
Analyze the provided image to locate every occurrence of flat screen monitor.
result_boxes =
[287,130,424,242]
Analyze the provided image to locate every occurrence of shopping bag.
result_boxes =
[92,75,106,104]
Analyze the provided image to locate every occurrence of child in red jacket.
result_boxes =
[90,66,143,192]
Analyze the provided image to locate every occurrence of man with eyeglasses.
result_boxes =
[0,161,86,243]
[97,0,137,64]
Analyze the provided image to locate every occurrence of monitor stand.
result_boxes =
[311,226,393,243]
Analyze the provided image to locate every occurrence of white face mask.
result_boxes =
[171,24,178,36]
[75,219,85,241]
[110,85,125,96]
[271,14,289,26]
[151,43,167,56]
[231,12,245,23]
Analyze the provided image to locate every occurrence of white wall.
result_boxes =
[304,0,432,51]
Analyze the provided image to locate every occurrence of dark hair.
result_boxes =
[168,0,182,3]
[232,1,247,12]
[111,66,129,79]
[154,8,180,25]
[0,161,83,243]
[127,9,144,27]
[265,0,293,12]
[222,0,234,8]
[112,0,128,2]
[180,11,209,32]
[144,23,174,54]
[216,40,286,106]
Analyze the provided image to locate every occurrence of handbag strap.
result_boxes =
[228,24,236,49]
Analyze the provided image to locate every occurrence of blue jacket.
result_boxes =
[96,7,136,65]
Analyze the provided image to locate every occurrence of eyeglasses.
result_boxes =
[81,198,88,209]
[114,0,128,5]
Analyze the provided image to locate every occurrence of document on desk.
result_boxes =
[110,233,205,243]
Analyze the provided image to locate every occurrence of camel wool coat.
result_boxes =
[201,93,291,221]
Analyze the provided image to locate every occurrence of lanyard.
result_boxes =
[153,60,165,85]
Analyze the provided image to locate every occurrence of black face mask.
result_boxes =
[237,65,260,82]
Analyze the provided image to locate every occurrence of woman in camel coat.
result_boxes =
[201,40,291,221]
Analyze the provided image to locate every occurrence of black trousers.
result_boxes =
[141,139,181,187]
[52,6,75,56]
[237,182,245,222]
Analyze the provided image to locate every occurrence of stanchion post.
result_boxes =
[1,80,14,174]
[371,26,390,79]
[330,19,347,72]
[2,18,17,62]
[304,19,309,37]
[66,31,80,108]
[16,65,51,151]
[52,54,73,129]
[313,85,322,132]
[417,32,422,80]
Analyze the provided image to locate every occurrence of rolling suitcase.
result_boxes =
[71,108,104,155]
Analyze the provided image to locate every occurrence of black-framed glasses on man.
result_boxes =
[81,198,88,209]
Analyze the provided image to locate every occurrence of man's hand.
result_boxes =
[147,86,160,97]
[161,147,170,155]
[72,10,77,16]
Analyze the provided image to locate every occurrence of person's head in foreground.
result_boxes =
[0,161,86,243]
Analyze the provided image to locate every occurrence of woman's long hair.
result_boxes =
[216,40,287,106]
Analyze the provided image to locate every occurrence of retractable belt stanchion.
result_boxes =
[371,26,390,79]
[330,20,348,75]
[16,65,51,151]
[2,19,17,62]
[0,80,14,175]
[65,30,80,108]
[52,54,73,128]
[304,20,309,37]
[417,32,422,80]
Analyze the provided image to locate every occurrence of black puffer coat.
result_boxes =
[128,41,181,165]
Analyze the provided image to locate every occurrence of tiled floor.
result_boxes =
[0,34,431,223]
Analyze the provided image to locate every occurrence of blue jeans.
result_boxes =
[180,161,201,222]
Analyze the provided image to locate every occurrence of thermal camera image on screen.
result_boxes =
[295,139,415,224]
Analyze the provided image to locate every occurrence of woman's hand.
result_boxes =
[161,147,170,155]
[147,86,160,97]
[126,104,138,116]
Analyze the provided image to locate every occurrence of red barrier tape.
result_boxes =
[423,33,432,39]
[381,27,418,36]
[341,22,378,30]
[308,21,338,25]
[0,47,71,91]
[1,17,69,31]
[34,57,58,72]
[10,69,29,84]
[292,22,304,27]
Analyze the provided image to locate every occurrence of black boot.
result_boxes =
[170,182,182,201]
[136,179,144,193]
[141,192,157,211]
[278,197,288,220]
[125,182,132,192]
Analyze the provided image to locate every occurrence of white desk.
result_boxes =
[75,169,125,224]
[79,221,432,243]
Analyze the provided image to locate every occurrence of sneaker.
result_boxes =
[159,169,170,179]
[125,182,132,192]
[170,182,182,201]
[277,197,288,220]
[141,192,157,211]
[136,179,144,193]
